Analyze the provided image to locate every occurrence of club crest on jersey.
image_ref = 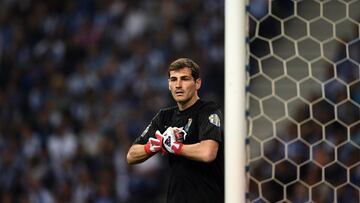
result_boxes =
[184,118,192,133]
[209,114,220,127]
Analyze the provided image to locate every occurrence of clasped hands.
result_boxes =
[144,127,187,155]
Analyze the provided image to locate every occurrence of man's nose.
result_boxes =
[176,80,182,87]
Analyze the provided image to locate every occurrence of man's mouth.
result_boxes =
[175,90,184,95]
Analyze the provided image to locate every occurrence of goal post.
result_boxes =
[225,0,248,203]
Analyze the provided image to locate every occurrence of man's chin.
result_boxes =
[174,96,187,103]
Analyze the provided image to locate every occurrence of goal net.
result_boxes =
[247,0,360,202]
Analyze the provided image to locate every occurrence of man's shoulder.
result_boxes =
[154,105,178,120]
[199,100,222,113]
[159,105,178,114]
[197,100,223,125]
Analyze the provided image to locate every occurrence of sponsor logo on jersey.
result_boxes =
[209,114,221,127]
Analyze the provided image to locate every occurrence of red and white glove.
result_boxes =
[162,127,186,154]
[155,130,168,155]
[173,127,187,142]
[144,130,164,155]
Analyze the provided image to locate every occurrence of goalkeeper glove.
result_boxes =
[173,127,187,142]
[154,130,168,155]
[144,130,163,155]
[162,127,186,154]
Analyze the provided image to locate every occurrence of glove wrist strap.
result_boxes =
[144,143,155,155]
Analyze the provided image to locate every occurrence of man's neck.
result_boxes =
[178,96,200,111]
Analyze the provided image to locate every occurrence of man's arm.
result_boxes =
[127,130,164,164]
[161,127,220,163]
[179,140,219,163]
[127,144,151,165]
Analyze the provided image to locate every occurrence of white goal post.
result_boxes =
[225,0,248,202]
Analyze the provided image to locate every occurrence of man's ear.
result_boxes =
[168,79,171,91]
[196,78,201,90]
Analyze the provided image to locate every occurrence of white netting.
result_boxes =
[247,0,360,202]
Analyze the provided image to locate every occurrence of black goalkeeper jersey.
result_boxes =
[134,99,224,203]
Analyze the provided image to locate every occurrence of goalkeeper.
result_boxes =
[127,58,224,203]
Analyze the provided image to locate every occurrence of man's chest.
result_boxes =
[165,114,199,144]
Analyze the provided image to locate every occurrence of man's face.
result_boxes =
[168,67,201,104]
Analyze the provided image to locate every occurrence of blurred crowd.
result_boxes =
[0,0,224,202]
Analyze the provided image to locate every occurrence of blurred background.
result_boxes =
[0,0,224,202]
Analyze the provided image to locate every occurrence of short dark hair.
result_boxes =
[168,58,200,80]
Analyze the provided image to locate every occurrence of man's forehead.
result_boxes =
[169,67,192,77]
